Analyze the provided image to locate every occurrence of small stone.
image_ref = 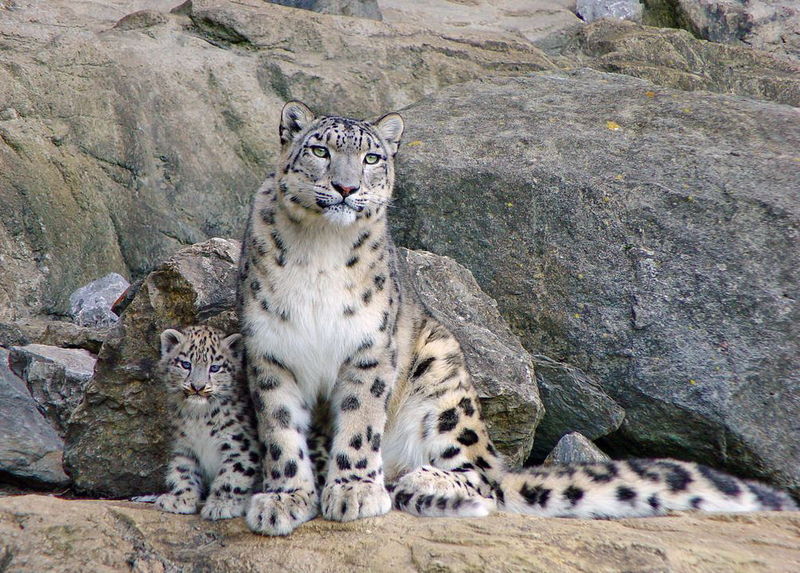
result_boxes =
[576,0,643,23]
[543,432,612,465]
[69,273,130,327]
[0,108,19,120]
[9,344,96,437]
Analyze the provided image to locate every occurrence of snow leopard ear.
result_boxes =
[280,101,315,147]
[160,329,184,357]
[373,112,404,156]
[222,333,243,360]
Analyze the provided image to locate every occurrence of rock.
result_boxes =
[528,354,624,463]
[65,239,541,496]
[390,69,800,497]
[268,0,382,21]
[1,495,799,571]
[64,238,241,497]
[553,19,800,107]
[0,317,110,354]
[644,0,800,62]
[0,0,554,319]
[576,0,643,23]
[379,0,583,44]
[397,249,542,466]
[69,272,130,327]
[8,344,96,437]
[0,349,70,487]
[543,431,612,465]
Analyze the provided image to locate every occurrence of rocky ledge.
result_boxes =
[1,495,798,572]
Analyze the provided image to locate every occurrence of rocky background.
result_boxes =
[1,0,798,569]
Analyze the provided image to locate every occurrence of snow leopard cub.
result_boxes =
[155,325,261,520]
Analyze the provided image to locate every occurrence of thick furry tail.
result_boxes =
[498,459,797,518]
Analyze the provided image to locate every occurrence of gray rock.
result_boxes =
[8,344,96,437]
[390,69,800,496]
[267,0,382,21]
[64,238,241,497]
[644,0,800,62]
[0,317,109,354]
[0,0,553,320]
[397,249,543,466]
[528,355,624,463]
[543,432,612,465]
[553,19,800,107]
[0,348,70,487]
[65,239,540,495]
[576,0,643,23]
[69,272,130,327]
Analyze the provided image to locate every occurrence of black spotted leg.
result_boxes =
[245,355,318,535]
[321,344,393,522]
[156,449,205,515]
[201,433,261,520]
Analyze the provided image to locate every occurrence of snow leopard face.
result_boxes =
[159,325,242,412]
[274,101,404,226]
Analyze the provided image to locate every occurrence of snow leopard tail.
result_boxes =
[496,458,798,518]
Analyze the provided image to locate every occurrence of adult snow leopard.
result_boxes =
[238,101,796,535]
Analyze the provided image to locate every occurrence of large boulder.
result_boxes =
[65,239,541,496]
[398,249,542,465]
[64,238,241,497]
[644,0,800,62]
[1,495,799,571]
[552,19,800,107]
[0,349,70,487]
[0,0,554,319]
[390,69,800,496]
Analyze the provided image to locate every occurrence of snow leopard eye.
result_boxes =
[310,145,329,158]
[209,364,221,373]
[179,360,192,370]
[364,153,380,165]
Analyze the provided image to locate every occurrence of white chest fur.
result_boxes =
[245,222,384,406]
[181,416,225,484]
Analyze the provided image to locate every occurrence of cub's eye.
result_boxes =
[364,153,381,165]
[179,360,192,370]
[310,146,329,158]
[209,364,221,373]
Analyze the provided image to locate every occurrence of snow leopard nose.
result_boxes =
[190,380,206,392]
[332,182,359,198]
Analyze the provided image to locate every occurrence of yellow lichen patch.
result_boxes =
[606,121,621,131]
[407,140,423,147]
[645,91,656,98]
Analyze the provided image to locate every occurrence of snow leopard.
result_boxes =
[155,325,261,520]
[238,101,797,535]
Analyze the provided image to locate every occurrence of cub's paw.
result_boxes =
[155,492,199,515]
[201,495,248,520]
[321,479,391,522]
[245,489,318,536]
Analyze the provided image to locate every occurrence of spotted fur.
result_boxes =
[155,326,261,520]
[239,102,796,535]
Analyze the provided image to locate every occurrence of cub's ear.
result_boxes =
[280,101,315,147]
[222,333,243,359]
[160,329,184,357]
[373,112,404,156]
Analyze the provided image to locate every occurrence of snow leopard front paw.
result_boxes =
[155,492,200,515]
[321,479,391,522]
[201,495,248,520]
[245,489,318,536]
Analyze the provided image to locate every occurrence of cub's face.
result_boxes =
[276,101,404,226]
[158,326,242,412]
